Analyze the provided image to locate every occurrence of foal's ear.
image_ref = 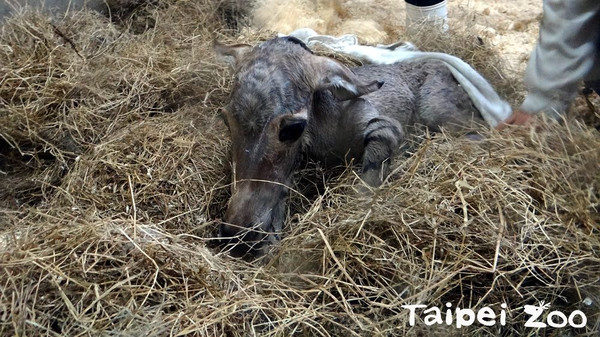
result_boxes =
[273,110,308,144]
[279,116,307,144]
[310,57,384,100]
[213,40,253,70]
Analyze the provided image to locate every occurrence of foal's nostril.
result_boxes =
[219,222,260,245]
[219,223,240,239]
[219,222,265,257]
[219,223,235,238]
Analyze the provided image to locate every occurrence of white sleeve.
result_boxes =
[520,0,600,118]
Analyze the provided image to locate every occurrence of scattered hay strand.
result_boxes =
[0,1,599,336]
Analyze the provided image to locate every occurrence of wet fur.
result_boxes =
[218,37,482,255]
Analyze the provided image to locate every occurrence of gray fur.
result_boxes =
[215,37,482,255]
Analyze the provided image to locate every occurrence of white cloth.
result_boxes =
[283,28,512,128]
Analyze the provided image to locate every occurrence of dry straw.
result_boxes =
[1,1,598,336]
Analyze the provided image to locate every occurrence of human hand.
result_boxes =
[496,109,535,130]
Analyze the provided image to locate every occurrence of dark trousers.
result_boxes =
[405,0,445,6]
[585,80,600,96]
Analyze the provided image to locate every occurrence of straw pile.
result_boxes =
[1,1,599,336]
[251,0,398,44]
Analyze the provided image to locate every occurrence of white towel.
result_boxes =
[284,28,512,128]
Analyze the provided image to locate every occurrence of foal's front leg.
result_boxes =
[344,99,404,187]
[361,114,404,186]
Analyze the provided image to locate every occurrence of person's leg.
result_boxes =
[585,29,600,96]
[405,0,448,32]
[584,80,600,96]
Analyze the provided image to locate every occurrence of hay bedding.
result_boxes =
[0,1,599,336]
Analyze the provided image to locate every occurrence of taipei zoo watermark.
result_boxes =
[402,301,587,329]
